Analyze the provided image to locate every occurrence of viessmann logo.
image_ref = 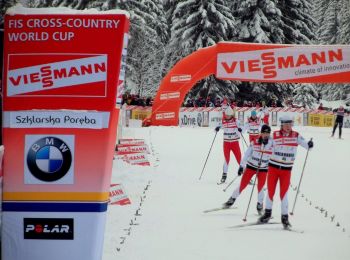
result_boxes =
[217,46,350,81]
[24,218,74,240]
[7,54,107,96]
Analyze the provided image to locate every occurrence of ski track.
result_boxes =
[103,126,350,260]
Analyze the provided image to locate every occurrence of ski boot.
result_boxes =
[258,209,272,224]
[281,214,291,229]
[223,197,235,209]
[220,172,227,184]
[256,202,263,215]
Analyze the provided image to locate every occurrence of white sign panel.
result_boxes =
[217,46,350,81]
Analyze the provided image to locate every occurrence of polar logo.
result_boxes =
[24,218,74,240]
[26,136,72,182]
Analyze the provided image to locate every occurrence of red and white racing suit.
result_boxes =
[231,136,273,204]
[260,107,270,125]
[222,117,242,173]
[243,117,262,143]
[265,130,309,215]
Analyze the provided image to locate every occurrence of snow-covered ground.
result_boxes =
[103,125,350,260]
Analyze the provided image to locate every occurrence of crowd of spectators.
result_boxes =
[122,92,153,106]
[121,92,330,110]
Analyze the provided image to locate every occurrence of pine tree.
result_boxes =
[293,84,318,108]
[36,0,56,8]
[235,0,284,43]
[318,0,341,44]
[338,0,350,44]
[277,0,317,44]
[118,0,168,97]
[232,0,300,104]
[165,0,238,100]
[0,0,18,28]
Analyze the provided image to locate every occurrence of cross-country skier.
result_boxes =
[223,125,273,215]
[215,106,242,184]
[259,102,270,125]
[258,115,313,228]
[331,105,348,139]
[243,110,263,143]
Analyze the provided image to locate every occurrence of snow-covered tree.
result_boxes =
[293,84,318,108]
[277,0,317,44]
[235,0,284,43]
[319,84,350,101]
[165,0,238,100]
[0,0,17,27]
[338,0,350,44]
[118,0,168,97]
[317,0,341,44]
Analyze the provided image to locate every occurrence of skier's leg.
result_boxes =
[279,169,292,215]
[259,168,276,223]
[339,122,343,138]
[221,142,230,182]
[332,122,338,136]
[231,141,242,165]
[265,167,279,210]
[238,168,255,193]
[257,171,268,205]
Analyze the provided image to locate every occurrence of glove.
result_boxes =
[215,126,220,132]
[237,166,244,176]
[238,127,242,132]
[308,140,314,148]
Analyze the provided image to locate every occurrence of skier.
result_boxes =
[259,102,270,125]
[243,110,262,143]
[223,125,273,215]
[215,106,242,183]
[258,115,313,228]
[331,105,348,139]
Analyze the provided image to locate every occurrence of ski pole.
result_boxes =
[290,138,312,216]
[223,175,240,192]
[240,132,248,147]
[242,145,265,222]
[199,131,218,180]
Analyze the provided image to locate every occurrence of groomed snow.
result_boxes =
[104,125,350,260]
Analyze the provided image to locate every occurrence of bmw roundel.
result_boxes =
[27,137,72,182]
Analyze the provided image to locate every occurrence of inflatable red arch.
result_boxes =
[151,42,350,126]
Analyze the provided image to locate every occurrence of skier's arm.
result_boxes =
[242,122,249,133]
[297,135,310,149]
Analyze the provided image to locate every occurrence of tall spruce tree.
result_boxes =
[318,0,341,44]
[0,0,18,27]
[235,0,284,43]
[338,0,350,44]
[277,0,317,44]
[118,0,168,97]
[166,0,238,101]
[232,0,297,103]
[293,84,318,108]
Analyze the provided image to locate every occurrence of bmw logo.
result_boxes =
[27,137,72,182]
